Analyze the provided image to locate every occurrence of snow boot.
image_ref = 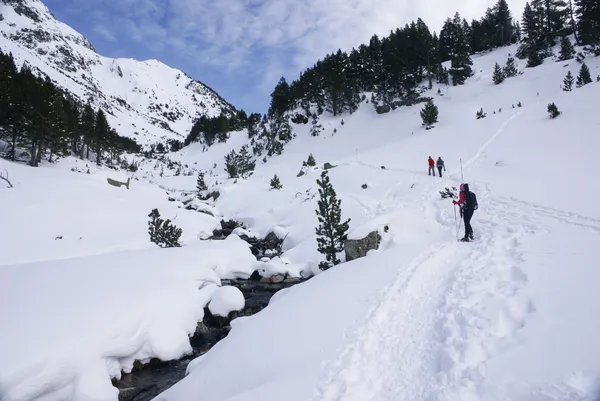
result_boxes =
[460,237,470,242]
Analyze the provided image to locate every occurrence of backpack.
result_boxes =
[466,191,478,211]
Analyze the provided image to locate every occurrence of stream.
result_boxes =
[115,279,300,401]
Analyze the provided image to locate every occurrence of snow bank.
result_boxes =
[0,239,256,401]
[208,286,245,317]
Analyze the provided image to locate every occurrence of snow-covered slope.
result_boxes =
[153,46,600,401]
[0,0,236,147]
[1,42,600,401]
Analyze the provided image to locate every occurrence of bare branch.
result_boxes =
[0,169,13,188]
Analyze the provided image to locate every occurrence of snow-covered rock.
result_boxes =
[208,286,245,317]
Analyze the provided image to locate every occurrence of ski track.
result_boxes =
[311,111,549,401]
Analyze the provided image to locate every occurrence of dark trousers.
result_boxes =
[437,167,443,177]
[428,166,435,176]
[463,209,474,239]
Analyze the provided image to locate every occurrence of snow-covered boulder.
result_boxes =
[208,286,245,317]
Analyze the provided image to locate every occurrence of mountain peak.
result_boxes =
[0,0,236,147]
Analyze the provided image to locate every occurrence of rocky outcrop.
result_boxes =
[376,104,391,114]
[345,231,381,262]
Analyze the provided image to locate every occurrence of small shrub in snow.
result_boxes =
[517,101,522,107]
[270,174,282,190]
[476,108,487,119]
[420,100,438,128]
[224,145,255,179]
[597,75,600,82]
[148,209,182,248]
[303,153,316,168]
[558,37,576,61]
[547,103,561,119]
[361,184,368,189]
[576,63,592,87]
[315,171,350,269]
[562,71,574,92]
[439,187,458,199]
[493,62,505,84]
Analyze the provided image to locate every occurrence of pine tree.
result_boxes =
[420,100,439,127]
[270,174,282,190]
[224,150,239,179]
[93,109,108,165]
[224,146,255,179]
[79,104,95,160]
[493,62,506,84]
[576,62,592,87]
[196,171,207,193]
[268,77,292,118]
[304,153,316,167]
[547,102,561,117]
[562,71,575,90]
[476,108,487,119]
[148,209,183,248]
[504,56,519,77]
[494,0,516,46]
[575,0,600,46]
[310,114,322,137]
[315,171,350,268]
[558,36,576,60]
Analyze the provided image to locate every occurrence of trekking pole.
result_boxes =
[453,204,458,239]
[460,158,464,182]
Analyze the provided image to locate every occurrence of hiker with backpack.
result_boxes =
[428,156,435,176]
[436,157,446,177]
[453,183,478,241]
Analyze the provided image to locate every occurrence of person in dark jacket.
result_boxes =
[428,156,435,176]
[453,183,477,241]
[436,157,446,177]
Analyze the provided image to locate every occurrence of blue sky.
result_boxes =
[43,0,526,114]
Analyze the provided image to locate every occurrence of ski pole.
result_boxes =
[460,158,464,182]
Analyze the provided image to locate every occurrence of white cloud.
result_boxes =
[89,0,528,96]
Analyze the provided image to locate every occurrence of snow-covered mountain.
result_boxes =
[0,0,236,147]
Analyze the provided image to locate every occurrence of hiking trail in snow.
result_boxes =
[311,111,543,401]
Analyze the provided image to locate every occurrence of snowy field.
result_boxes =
[1,43,600,401]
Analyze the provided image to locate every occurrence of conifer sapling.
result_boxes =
[547,103,561,118]
[503,57,518,78]
[562,71,574,92]
[576,63,592,87]
[493,62,506,84]
[558,37,575,61]
[196,171,207,194]
[304,153,316,167]
[270,174,282,190]
[420,100,439,128]
[315,171,350,268]
[148,209,182,248]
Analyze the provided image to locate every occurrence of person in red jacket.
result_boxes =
[428,156,435,176]
[453,183,478,241]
